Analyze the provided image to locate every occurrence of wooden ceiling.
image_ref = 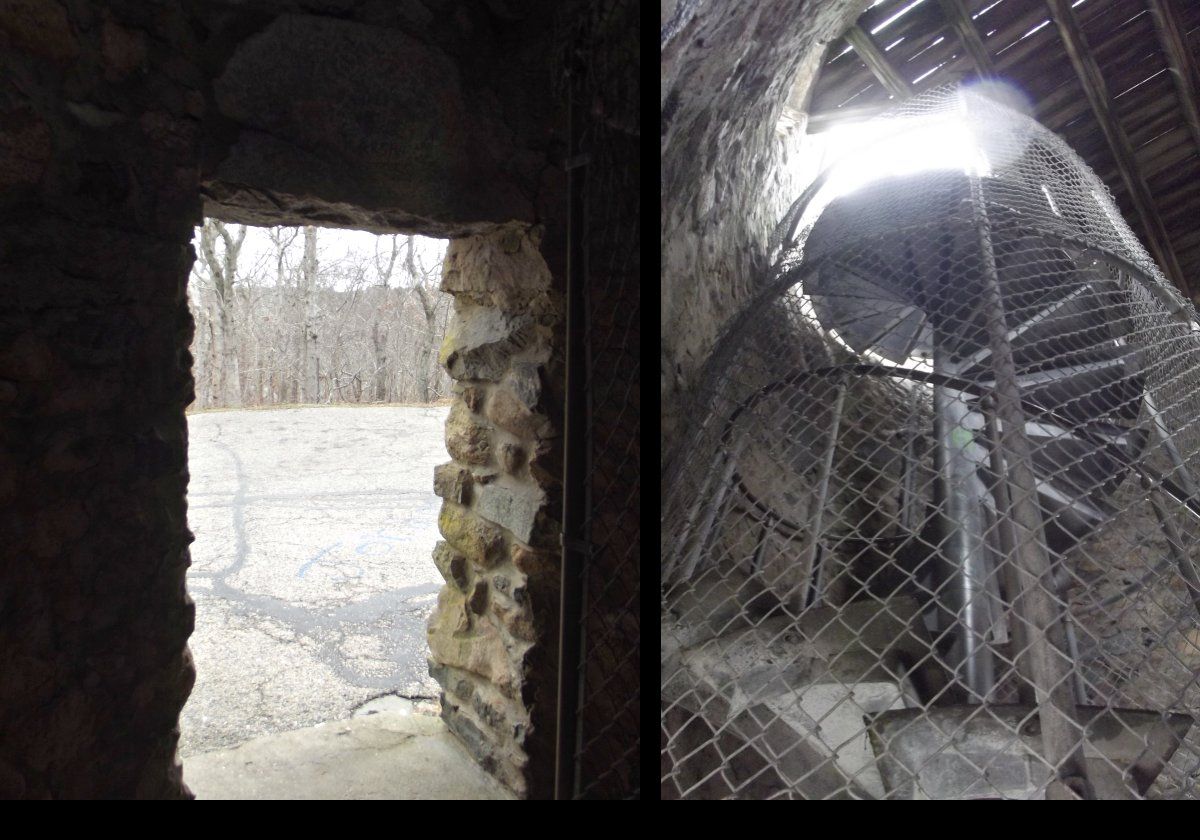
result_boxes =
[806,0,1200,300]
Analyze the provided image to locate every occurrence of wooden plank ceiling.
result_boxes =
[806,0,1200,301]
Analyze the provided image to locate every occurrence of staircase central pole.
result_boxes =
[968,173,1094,799]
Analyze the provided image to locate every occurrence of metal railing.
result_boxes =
[555,0,640,800]
[662,87,1200,800]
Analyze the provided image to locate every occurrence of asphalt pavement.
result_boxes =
[179,405,449,757]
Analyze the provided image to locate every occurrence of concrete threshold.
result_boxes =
[183,709,514,800]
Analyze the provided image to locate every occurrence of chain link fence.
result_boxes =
[556,0,640,799]
[662,86,1200,799]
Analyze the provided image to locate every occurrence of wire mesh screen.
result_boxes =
[559,0,640,799]
[661,85,1200,800]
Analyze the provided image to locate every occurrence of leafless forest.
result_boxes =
[187,221,451,410]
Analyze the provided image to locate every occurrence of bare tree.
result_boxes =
[299,225,320,403]
[408,235,441,404]
[371,235,401,402]
[196,219,247,407]
[265,226,300,402]
[187,224,451,411]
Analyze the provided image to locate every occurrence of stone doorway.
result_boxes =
[0,1,590,800]
[172,218,564,798]
[177,223,453,761]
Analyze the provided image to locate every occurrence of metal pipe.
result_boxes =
[750,512,772,576]
[665,450,723,582]
[555,72,588,800]
[798,382,846,610]
[1146,476,1200,621]
[1142,466,1200,525]
[982,397,1036,706]
[1144,391,1200,584]
[1145,393,1199,498]
[968,173,1093,799]
[677,444,740,583]
[899,388,924,534]
[933,377,995,702]
[979,501,1010,646]
[1062,613,1089,706]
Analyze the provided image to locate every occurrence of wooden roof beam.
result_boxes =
[937,0,996,79]
[1146,0,1200,158]
[1046,0,1191,299]
[807,101,899,132]
[843,24,914,100]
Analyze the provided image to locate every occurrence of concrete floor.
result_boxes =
[181,405,450,755]
[183,705,513,800]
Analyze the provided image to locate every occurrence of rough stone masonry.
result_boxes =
[429,223,563,797]
[0,0,627,800]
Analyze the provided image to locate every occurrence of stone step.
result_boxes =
[866,704,1193,799]
[666,596,946,798]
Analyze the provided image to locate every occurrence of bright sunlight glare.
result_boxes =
[817,111,991,202]
[793,99,993,373]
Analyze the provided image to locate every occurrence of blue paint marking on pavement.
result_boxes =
[297,542,342,579]
[353,531,407,557]
[297,531,413,580]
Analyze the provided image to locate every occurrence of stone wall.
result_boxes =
[198,1,567,248]
[428,223,563,798]
[0,0,203,797]
[660,0,865,457]
[0,0,597,800]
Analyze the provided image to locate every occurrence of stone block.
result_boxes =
[527,437,562,487]
[444,401,492,466]
[427,662,473,705]
[868,706,1193,800]
[510,543,556,581]
[440,699,526,797]
[30,500,89,558]
[492,597,536,643]
[101,18,147,81]
[438,502,505,569]
[428,608,515,697]
[505,362,540,408]
[0,0,79,65]
[440,308,539,382]
[429,586,470,635]
[473,480,545,544]
[680,616,925,799]
[431,540,470,591]
[42,432,101,473]
[441,698,493,765]
[433,461,471,504]
[440,224,552,312]
[485,375,553,439]
[454,382,487,413]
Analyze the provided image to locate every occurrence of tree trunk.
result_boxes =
[413,284,438,404]
[205,318,218,408]
[197,219,246,408]
[218,304,241,407]
[372,319,388,402]
[300,225,320,403]
[370,237,400,404]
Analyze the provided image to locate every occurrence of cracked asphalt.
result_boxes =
[178,405,450,757]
